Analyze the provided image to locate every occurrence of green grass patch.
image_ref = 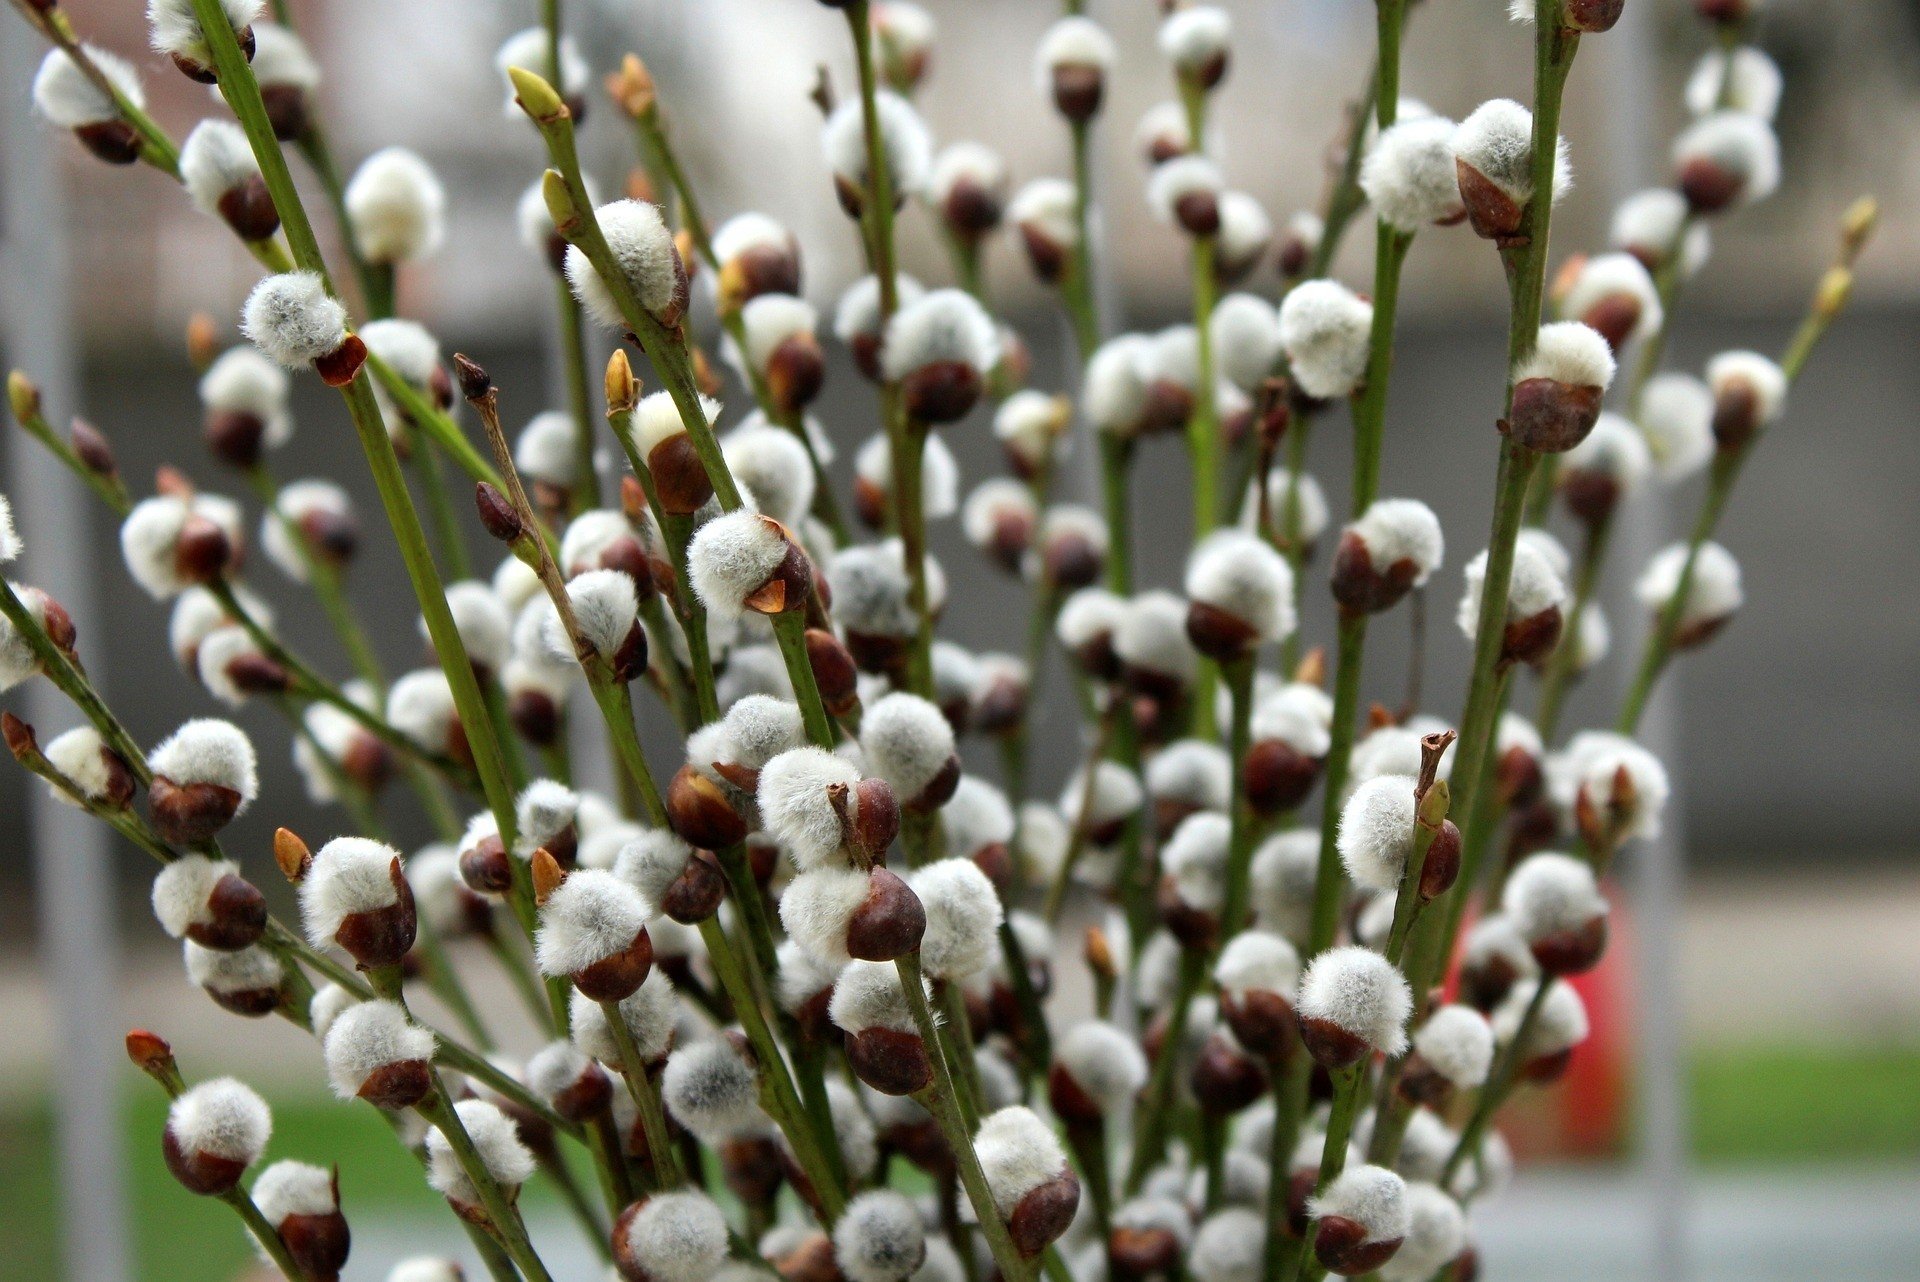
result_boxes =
[1690,1043,1920,1165]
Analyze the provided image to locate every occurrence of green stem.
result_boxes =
[1441,978,1551,1188]
[416,1082,555,1282]
[1097,436,1134,594]
[600,1000,685,1188]
[1534,513,1615,740]
[1291,1066,1365,1282]
[1125,952,1204,1191]
[1216,657,1258,939]
[219,1188,305,1280]
[1307,613,1368,955]
[556,282,601,512]
[1188,236,1221,539]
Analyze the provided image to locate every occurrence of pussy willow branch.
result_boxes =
[189,0,563,1032]
[1400,6,1582,1025]
[1617,205,1872,733]
[5,379,130,511]
[618,78,850,543]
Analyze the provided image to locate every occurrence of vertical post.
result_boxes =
[1605,8,1690,1280]
[0,32,134,1282]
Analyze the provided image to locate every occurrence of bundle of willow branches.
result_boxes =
[2,0,1874,1279]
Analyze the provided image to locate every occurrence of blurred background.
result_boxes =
[2,1,1916,1279]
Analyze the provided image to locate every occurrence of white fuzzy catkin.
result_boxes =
[1209,294,1283,392]
[1456,534,1568,639]
[1514,321,1616,391]
[1309,1165,1410,1246]
[861,692,956,801]
[718,695,808,770]
[242,272,348,368]
[1189,1207,1264,1282]
[43,727,118,804]
[1279,281,1374,399]
[1217,191,1274,271]
[179,120,262,218]
[1377,1183,1468,1282]
[167,1076,270,1164]
[570,969,678,1065]
[1561,253,1664,346]
[307,984,358,1044]
[1494,979,1589,1058]
[662,1037,765,1141]
[426,1099,536,1208]
[1610,188,1712,277]
[387,1260,463,1282]
[1146,739,1230,812]
[248,22,319,92]
[963,477,1038,551]
[1297,945,1412,1056]
[1706,349,1789,426]
[758,746,862,869]
[1055,1022,1148,1111]
[973,1105,1069,1217]
[428,580,511,674]
[514,409,582,486]
[119,492,241,599]
[723,426,815,527]
[835,1189,928,1282]
[1361,116,1463,231]
[688,511,790,622]
[1058,759,1143,833]
[300,837,402,948]
[909,859,1003,981]
[251,1159,336,1223]
[536,869,649,976]
[1186,529,1296,643]
[262,480,351,581]
[1337,775,1418,892]
[731,293,818,377]
[1146,154,1224,227]
[567,200,682,328]
[929,142,1008,211]
[553,568,639,664]
[855,432,960,521]
[33,45,145,129]
[1215,930,1301,998]
[782,866,875,966]
[1503,852,1606,943]
[1114,590,1198,682]
[1561,411,1651,495]
[1158,5,1231,75]
[1413,1006,1495,1088]
[1163,812,1231,913]
[1637,372,1716,481]
[1634,541,1743,630]
[1673,111,1781,207]
[1349,498,1445,585]
[1686,46,1783,121]
[148,0,264,66]
[1548,730,1670,839]
[150,718,258,804]
[881,289,1000,382]
[386,669,455,752]
[345,147,445,263]
[1082,334,1156,435]
[1036,15,1115,86]
[1251,682,1334,757]
[322,998,433,1099]
[828,959,925,1036]
[835,273,928,347]
[822,90,933,199]
[183,939,282,997]
[622,1190,731,1282]
[151,855,237,938]
[1452,98,1572,206]
[0,493,17,565]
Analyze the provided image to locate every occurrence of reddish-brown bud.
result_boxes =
[1507,380,1603,454]
[667,765,749,849]
[217,175,280,243]
[186,871,269,951]
[1530,914,1609,977]
[573,924,654,1002]
[474,483,526,544]
[845,867,926,962]
[1189,1032,1269,1114]
[313,334,368,388]
[1313,1216,1403,1276]
[457,832,513,895]
[1300,1016,1373,1072]
[1456,160,1525,243]
[162,1128,249,1196]
[148,777,243,846]
[845,1026,933,1096]
[901,365,984,426]
[75,120,142,165]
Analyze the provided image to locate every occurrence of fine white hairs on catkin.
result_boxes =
[758,747,863,869]
[621,1190,731,1282]
[147,0,264,66]
[881,288,1001,382]
[822,90,933,199]
[166,1076,271,1164]
[834,1189,928,1282]
[242,272,348,369]
[1502,852,1606,943]
[1515,321,1617,392]
[570,969,679,1065]
[1349,499,1445,586]
[322,998,433,1099]
[1210,294,1283,392]
[1452,98,1572,206]
[860,692,956,802]
[567,199,682,328]
[1378,1183,1468,1282]
[1637,372,1716,481]
[1215,930,1302,998]
[1361,116,1463,231]
[1297,945,1412,1056]
[1634,541,1743,630]
[908,859,1003,981]
[149,718,258,802]
[1189,1207,1264,1282]
[827,959,924,1036]
[1457,533,1568,638]
[179,120,263,217]
[300,836,403,947]
[972,1105,1070,1217]
[1308,1164,1410,1247]
[536,869,650,977]
[1673,111,1781,208]
[1055,1021,1148,1112]
[1414,1005,1496,1089]
[1186,529,1297,644]
[782,866,877,967]
[251,1159,337,1223]
[344,147,446,264]
[662,1037,765,1142]
[688,511,791,621]
[426,1099,536,1207]
[1279,280,1374,399]
[33,45,145,129]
